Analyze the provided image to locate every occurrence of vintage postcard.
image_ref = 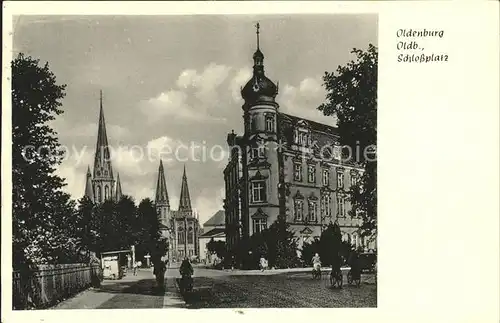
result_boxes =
[2,2,499,323]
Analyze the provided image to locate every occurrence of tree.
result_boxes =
[318,222,343,267]
[137,198,162,260]
[114,195,138,249]
[12,53,77,268]
[207,238,226,259]
[266,216,299,269]
[301,238,321,266]
[319,44,378,236]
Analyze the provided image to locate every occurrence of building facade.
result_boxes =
[199,210,226,263]
[84,91,123,203]
[153,163,201,262]
[223,26,374,262]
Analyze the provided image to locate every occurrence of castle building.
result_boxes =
[84,91,123,203]
[223,25,374,262]
[154,162,201,261]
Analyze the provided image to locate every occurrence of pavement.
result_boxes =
[52,264,376,309]
[53,267,186,309]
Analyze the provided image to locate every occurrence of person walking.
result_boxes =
[133,261,138,276]
[153,257,166,292]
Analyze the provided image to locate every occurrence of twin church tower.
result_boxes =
[83,92,200,261]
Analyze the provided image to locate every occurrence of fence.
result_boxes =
[13,263,102,310]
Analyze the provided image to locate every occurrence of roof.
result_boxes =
[199,227,226,238]
[278,113,339,137]
[203,210,225,227]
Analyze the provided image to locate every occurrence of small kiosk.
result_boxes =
[101,249,132,280]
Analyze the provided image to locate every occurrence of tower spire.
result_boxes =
[92,90,115,203]
[115,172,123,201]
[93,90,113,179]
[255,22,260,50]
[84,166,94,202]
[155,160,170,206]
[178,165,192,213]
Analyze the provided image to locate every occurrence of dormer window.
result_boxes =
[296,131,308,145]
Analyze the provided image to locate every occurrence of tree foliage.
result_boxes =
[319,44,378,236]
[12,53,77,268]
[301,238,321,265]
[207,238,226,259]
[244,216,300,269]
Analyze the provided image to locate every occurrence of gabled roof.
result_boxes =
[203,210,225,227]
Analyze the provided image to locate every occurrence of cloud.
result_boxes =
[230,67,252,103]
[278,76,335,125]
[193,187,225,225]
[140,63,233,124]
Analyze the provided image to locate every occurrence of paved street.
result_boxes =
[53,265,376,309]
[183,267,376,308]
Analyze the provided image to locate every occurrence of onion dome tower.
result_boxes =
[241,22,279,106]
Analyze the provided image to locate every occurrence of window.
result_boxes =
[337,172,344,189]
[295,131,308,145]
[253,218,267,234]
[294,199,304,221]
[321,194,331,217]
[179,250,184,258]
[294,163,302,181]
[308,200,318,222]
[189,250,193,257]
[251,145,266,160]
[251,181,266,203]
[96,186,102,203]
[104,185,109,200]
[178,227,185,244]
[351,174,358,186]
[308,165,316,183]
[188,227,194,244]
[322,169,329,186]
[338,196,346,217]
[265,115,275,132]
[333,146,341,160]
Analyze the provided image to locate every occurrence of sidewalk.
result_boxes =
[162,267,186,308]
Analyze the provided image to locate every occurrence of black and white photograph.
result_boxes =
[9,13,378,310]
[3,2,500,323]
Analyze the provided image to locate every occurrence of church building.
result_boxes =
[84,91,123,203]
[154,162,201,262]
[223,25,375,263]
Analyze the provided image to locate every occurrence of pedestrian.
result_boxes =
[133,260,138,276]
[153,257,166,292]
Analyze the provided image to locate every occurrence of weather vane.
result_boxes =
[255,22,260,49]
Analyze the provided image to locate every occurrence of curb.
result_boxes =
[163,277,186,308]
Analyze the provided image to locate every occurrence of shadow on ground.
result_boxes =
[94,279,166,296]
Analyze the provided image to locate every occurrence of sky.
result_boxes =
[13,14,377,225]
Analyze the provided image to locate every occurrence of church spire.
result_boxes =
[115,173,123,201]
[84,166,94,202]
[93,90,114,180]
[178,165,192,213]
[91,90,115,203]
[155,160,170,206]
